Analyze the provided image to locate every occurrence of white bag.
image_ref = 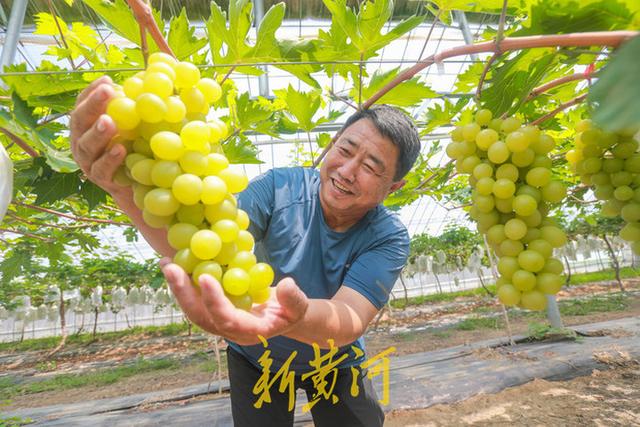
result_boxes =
[0,143,12,222]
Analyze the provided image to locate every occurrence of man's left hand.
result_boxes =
[160,258,309,345]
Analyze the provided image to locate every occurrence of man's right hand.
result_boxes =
[70,75,126,195]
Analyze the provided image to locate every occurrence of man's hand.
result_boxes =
[160,258,309,345]
[70,76,125,195]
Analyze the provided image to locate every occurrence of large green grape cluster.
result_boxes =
[567,119,640,253]
[106,52,274,310]
[446,109,568,311]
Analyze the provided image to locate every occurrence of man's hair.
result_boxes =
[339,104,421,181]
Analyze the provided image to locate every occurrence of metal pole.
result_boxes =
[0,1,28,69]
[545,295,564,328]
[453,10,478,61]
[253,0,270,97]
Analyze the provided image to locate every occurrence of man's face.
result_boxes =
[319,118,406,221]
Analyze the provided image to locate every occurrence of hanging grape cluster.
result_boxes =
[567,119,640,254]
[446,109,568,311]
[106,52,274,310]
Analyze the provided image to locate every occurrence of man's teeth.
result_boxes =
[334,180,350,193]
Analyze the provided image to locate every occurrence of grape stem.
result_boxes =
[5,211,92,230]
[0,127,39,158]
[529,93,588,126]
[126,0,175,58]
[0,228,54,242]
[525,72,590,102]
[475,0,508,102]
[475,53,499,102]
[46,0,76,70]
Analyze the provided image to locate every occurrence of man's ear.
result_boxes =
[388,179,406,195]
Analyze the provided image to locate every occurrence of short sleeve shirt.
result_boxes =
[228,167,409,373]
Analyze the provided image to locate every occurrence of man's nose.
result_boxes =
[337,157,358,182]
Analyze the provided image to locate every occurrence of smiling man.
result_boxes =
[70,80,420,426]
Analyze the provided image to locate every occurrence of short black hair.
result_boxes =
[339,104,421,180]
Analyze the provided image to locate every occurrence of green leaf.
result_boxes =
[11,92,37,128]
[167,8,208,60]
[80,180,108,211]
[316,133,333,148]
[31,170,82,205]
[589,35,640,133]
[2,62,88,98]
[232,92,277,135]
[273,85,322,132]
[0,249,32,284]
[222,135,262,164]
[421,97,471,134]
[351,67,438,107]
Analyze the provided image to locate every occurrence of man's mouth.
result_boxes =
[332,178,353,195]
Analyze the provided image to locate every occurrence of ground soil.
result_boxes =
[3,280,640,422]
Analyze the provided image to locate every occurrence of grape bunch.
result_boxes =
[446,109,568,311]
[106,52,274,310]
[567,119,640,254]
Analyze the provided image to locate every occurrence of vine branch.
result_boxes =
[126,0,174,58]
[525,72,590,101]
[0,128,39,158]
[0,228,54,242]
[529,93,588,126]
[13,202,133,227]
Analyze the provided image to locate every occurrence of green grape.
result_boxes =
[512,194,537,216]
[142,210,174,229]
[582,157,602,174]
[511,148,535,167]
[147,61,176,80]
[610,171,633,187]
[602,158,624,173]
[488,118,503,132]
[486,224,506,246]
[493,179,516,199]
[614,186,634,201]
[133,184,153,210]
[143,71,174,98]
[226,292,253,311]
[181,120,210,151]
[219,168,249,194]
[520,290,547,311]
[500,117,522,134]
[473,163,493,180]
[190,229,222,260]
[541,257,563,275]
[205,199,238,223]
[229,251,257,271]
[235,209,250,231]
[495,163,519,182]
[497,256,519,279]
[494,197,514,213]
[540,226,567,248]
[125,153,148,170]
[528,239,553,259]
[461,156,481,174]
[107,97,140,130]
[624,155,640,173]
[151,160,181,188]
[223,268,251,296]
[594,185,614,200]
[525,167,551,188]
[164,96,187,123]
[144,188,180,216]
[132,138,154,157]
[475,129,499,150]
[136,93,167,123]
[612,140,639,159]
[500,239,524,257]
[130,158,156,186]
[172,174,203,205]
[201,176,227,205]
[150,131,184,161]
[249,263,275,291]
[504,218,527,240]
[512,270,536,291]
[505,131,529,153]
[497,284,521,306]
[236,230,255,251]
[123,77,144,99]
[148,52,177,67]
[213,219,240,243]
[173,248,200,274]
[476,177,495,196]
[522,228,542,244]
[536,273,562,294]
[475,109,493,126]
[197,78,222,103]
[462,123,481,142]
[531,155,553,169]
[192,261,223,286]
[174,61,201,89]
[206,153,230,175]
[621,203,640,222]
[168,223,199,250]
[518,210,542,228]
[113,166,133,187]
[450,126,464,142]
[517,250,545,272]
[541,181,566,203]
[179,151,208,175]
[530,133,555,154]
[176,203,205,225]
[487,141,509,164]
[459,141,477,157]
[619,222,640,242]
[180,87,207,113]
[249,287,271,304]
[446,142,465,160]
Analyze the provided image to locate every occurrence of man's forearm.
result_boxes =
[284,298,368,349]
[110,187,175,258]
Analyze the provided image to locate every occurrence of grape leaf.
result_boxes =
[589,35,640,133]
[80,180,108,211]
[350,67,438,107]
[222,135,262,164]
[167,8,208,61]
[273,85,322,132]
[31,170,83,205]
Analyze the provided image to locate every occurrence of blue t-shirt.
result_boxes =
[228,167,409,373]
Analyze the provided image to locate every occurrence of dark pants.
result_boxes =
[227,346,385,427]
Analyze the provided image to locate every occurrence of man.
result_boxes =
[70,76,420,426]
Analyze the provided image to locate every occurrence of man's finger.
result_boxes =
[198,274,239,322]
[74,114,118,174]
[75,75,113,107]
[162,262,215,330]
[88,141,126,188]
[70,83,115,140]
[276,278,308,322]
